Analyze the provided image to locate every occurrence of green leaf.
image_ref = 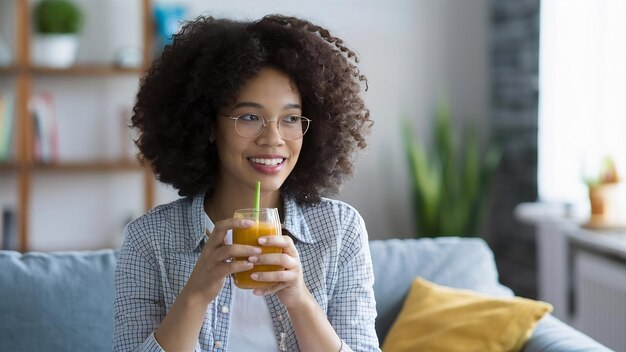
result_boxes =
[34,0,83,34]
[403,98,501,238]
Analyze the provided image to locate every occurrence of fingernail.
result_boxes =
[248,256,258,263]
[242,220,254,227]
[251,273,259,280]
[252,247,262,253]
[258,237,267,244]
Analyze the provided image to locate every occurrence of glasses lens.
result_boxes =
[233,114,310,139]
[235,114,265,138]
[279,115,310,140]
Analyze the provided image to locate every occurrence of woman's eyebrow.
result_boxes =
[232,102,302,110]
[233,101,263,109]
[284,103,302,110]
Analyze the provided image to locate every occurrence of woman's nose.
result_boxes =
[256,120,284,146]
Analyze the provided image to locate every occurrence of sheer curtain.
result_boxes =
[539,0,626,206]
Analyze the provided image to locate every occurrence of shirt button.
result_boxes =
[221,305,229,314]
[278,314,283,321]
[214,341,223,349]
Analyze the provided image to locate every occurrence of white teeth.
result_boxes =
[250,158,284,166]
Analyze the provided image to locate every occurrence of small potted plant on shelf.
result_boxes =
[584,156,626,229]
[32,0,83,68]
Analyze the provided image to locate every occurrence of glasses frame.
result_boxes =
[220,113,311,140]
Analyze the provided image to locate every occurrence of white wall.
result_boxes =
[1,0,489,250]
[161,0,490,239]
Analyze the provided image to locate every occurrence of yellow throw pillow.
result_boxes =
[382,277,553,352]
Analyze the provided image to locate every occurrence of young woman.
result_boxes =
[113,15,378,352]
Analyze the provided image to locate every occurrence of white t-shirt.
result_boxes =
[204,213,278,351]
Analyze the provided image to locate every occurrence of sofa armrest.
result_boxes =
[523,314,612,352]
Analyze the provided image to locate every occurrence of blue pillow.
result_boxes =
[0,250,117,352]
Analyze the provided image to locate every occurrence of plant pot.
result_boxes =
[32,34,79,68]
[586,182,626,229]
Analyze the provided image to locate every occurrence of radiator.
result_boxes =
[574,251,626,352]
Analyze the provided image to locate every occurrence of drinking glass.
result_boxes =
[232,208,282,289]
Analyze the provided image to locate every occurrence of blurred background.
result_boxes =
[1,0,626,349]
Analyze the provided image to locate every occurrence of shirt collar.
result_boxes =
[282,197,316,244]
[191,193,318,252]
[191,193,208,252]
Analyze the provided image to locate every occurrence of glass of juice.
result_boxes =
[232,208,283,289]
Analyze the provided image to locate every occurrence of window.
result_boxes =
[539,0,626,205]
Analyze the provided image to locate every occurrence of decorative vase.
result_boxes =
[587,182,626,229]
[32,34,79,68]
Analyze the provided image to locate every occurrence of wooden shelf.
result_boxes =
[1,161,145,172]
[1,65,143,76]
[0,66,19,75]
[0,162,19,171]
[33,161,145,172]
[1,0,155,252]
[32,65,145,76]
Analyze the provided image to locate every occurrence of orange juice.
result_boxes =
[233,221,282,289]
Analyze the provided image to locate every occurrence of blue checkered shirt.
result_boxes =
[113,193,380,352]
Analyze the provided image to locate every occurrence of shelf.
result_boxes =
[32,161,145,172]
[0,66,19,75]
[566,224,626,261]
[0,162,19,172]
[2,0,155,252]
[32,65,145,76]
[0,161,145,173]
[2,65,144,76]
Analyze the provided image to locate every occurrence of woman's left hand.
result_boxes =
[248,235,309,308]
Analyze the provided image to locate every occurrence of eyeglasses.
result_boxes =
[220,113,311,140]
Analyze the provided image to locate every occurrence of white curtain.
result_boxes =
[539,0,626,205]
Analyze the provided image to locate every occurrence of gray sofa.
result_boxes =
[0,237,610,351]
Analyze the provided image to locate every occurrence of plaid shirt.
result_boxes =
[113,193,380,352]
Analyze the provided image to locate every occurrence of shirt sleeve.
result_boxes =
[329,211,381,352]
[113,223,167,352]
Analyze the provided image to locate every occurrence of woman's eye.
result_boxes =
[239,114,260,122]
[282,115,300,124]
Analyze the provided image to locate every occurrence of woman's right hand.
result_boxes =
[182,218,260,304]
[154,218,259,350]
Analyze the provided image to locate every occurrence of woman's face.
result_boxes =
[214,66,303,196]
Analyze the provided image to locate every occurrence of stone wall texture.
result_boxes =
[488,0,540,299]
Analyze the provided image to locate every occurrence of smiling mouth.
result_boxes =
[248,157,286,166]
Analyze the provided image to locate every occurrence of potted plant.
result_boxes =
[403,99,502,237]
[584,157,626,228]
[32,0,83,68]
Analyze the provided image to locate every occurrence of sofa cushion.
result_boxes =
[369,237,513,340]
[382,277,552,352]
[0,249,117,352]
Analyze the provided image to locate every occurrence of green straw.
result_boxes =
[254,181,261,222]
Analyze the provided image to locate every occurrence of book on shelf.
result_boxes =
[30,92,59,163]
[1,207,17,251]
[0,92,15,162]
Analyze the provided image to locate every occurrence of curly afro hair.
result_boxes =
[132,14,372,204]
